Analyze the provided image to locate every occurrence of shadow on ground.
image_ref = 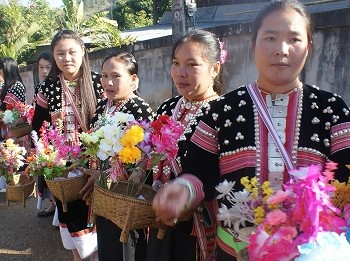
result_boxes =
[0,192,71,261]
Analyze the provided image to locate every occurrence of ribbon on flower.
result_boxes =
[219,40,227,64]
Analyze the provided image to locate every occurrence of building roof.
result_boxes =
[120,0,350,42]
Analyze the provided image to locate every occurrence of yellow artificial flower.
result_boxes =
[120,125,144,146]
[5,138,15,147]
[241,176,253,192]
[254,206,266,225]
[251,177,258,187]
[118,145,142,164]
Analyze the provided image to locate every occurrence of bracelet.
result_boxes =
[173,178,195,212]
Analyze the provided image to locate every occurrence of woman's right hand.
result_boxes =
[79,169,100,201]
[152,182,190,227]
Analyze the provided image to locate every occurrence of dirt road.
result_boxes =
[0,192,71,261]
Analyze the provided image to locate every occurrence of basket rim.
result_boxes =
[45,174,87,182]
[9,123,32,130]
[6,176,35,188]
[94,181,154,205]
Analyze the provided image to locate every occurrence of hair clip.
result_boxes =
[219,41,228,64]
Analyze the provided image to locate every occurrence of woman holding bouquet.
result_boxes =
[153,0,350,260]
[80,51,154,261]
[0,57,27,190]
[32,30,104,261]
[31,51,58,219]
[0,57,26,141]
[147,29,225,261]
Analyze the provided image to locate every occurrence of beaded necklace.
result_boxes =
[176,95,219,141]
[104,95,136,116]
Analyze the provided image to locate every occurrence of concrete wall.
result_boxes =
[20,7,350,110]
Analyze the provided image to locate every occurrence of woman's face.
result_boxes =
[171,42,219,101]
[53,38,84,81]
[38,58,51,83]
[101,58,136,101]
[254,8,310,89]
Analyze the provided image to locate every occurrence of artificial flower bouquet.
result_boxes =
[28,120,82,179]
[0,138,34,207]
[0,102,34,138]
[28,120,85,211]
[0,138,27,185]
[80,112,183,194]
[80,112,183,242]
[216,162,350,261]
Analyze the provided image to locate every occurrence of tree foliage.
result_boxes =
[0,0,41,63]
[112,0,171,30]
[59,0,134,51]
[0,0,133,64]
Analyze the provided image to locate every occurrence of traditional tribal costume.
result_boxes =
[91,96,154,261]
[181,83,350,260]
[148,95,219,261]
[32,71,104,259]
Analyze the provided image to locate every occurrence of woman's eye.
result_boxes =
[102,74,108,78]
[291,38,301,43]
[266,36,275,41]
[172,61,178,65]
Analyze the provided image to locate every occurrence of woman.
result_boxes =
[34,51,52,97]
[32,29,104,261]
[0,57,26,191]
[32,51,57,218]
[0,57,26,141]
[80,51,154,261]
[152,1,350,260]
[147,29,225,261]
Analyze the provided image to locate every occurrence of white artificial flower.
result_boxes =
[216,179,235,199]
[89,133,100,144]
[231,190,251,203]
[112,111,135,123]
[217,203,235,228]
[3,110,15,124]
[296,232,350,261]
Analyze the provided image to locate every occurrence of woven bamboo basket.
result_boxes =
[45,174,88,212]
[6,174,35,207]
[237,247,249,261]
[331,186,350,210]
[91,181,167,243]
[9,123,32,139]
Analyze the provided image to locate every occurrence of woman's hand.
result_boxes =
[12,117,25,127]
[152,182,190,227]
[79,169,100,201]
[128,170,145,188]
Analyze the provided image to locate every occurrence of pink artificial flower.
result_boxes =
[267,190,288,205]
[325,161,338,171]
[248,226,299,261]
[265,209,287,227]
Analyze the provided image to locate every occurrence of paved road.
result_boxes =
[0,192,71,261]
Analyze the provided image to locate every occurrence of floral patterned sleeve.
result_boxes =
[3,81,26,106]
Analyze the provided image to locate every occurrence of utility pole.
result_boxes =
[171,0,196,97]
[171,0,186,97]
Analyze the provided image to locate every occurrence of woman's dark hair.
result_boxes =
[252,0,313,49]
[50,29,97,130]
[102,51,140,95]
[0,57,24,102]
[36,51,52,68]
[172,29,224,95]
